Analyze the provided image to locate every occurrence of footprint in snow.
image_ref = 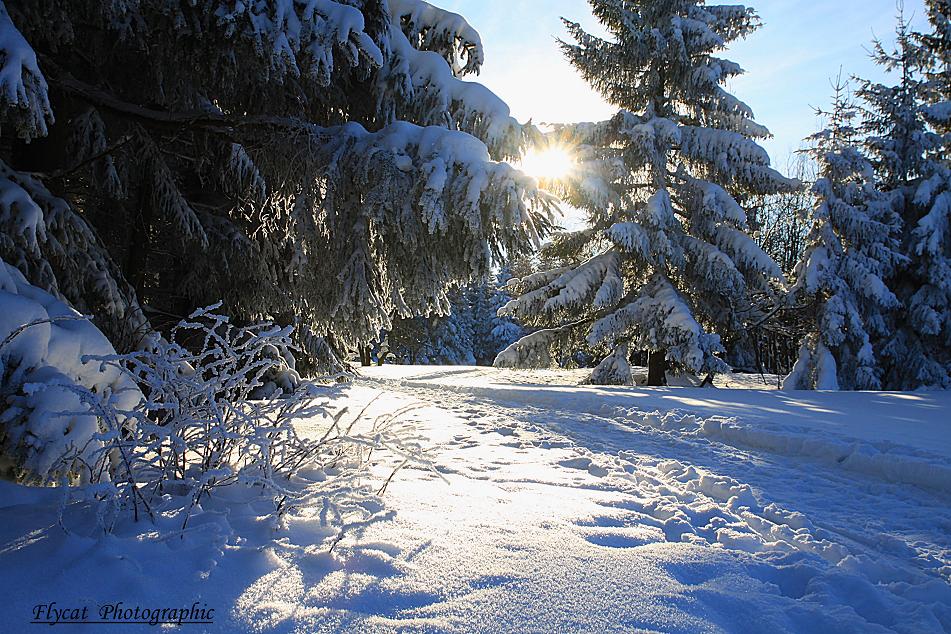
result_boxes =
[558,456,610,478]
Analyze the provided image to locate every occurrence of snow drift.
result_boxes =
[0,257,141,484]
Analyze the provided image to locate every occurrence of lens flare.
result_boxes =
[518,145,576,181]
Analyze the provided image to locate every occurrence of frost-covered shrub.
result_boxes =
[78,307,311,505]
[0,286,418,533]
[0,258,141,485]
[64,304,415,532]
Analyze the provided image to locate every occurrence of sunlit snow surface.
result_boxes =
[1,366,950,632]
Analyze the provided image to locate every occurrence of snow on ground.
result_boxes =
[1,366,949,632]
[372,365,951,462]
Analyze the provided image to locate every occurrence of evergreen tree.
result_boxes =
[379,316,429,364]
[495,0,796,385]
[859,8,951,389]
[384,285,474,365]
[0,0,552,369]
[784,81,903,390]
[385,272,524,366]
[424,287,477,365]
[471,269,524,365]
[916,0,950,137]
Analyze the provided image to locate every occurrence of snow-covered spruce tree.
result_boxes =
[0,0,552,372]
[0,4,151,353]
[469,270,524,365]
[859,9,951,389]
[495,0,796,385]
[783,82,904,391]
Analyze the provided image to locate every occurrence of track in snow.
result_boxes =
[360,369,951,630]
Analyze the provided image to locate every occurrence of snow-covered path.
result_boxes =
[279,367,951,633]
[1,367,949,632]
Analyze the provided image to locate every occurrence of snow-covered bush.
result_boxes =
[587,344,633,386]
[0,258,141,485]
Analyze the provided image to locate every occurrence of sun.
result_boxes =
[518,145,576,181]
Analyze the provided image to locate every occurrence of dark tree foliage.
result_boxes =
[0,0,552,370]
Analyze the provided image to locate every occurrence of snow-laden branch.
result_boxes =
[0,0,52,140]
[212,0,384,85]
[382,25,525,159]
[587,277,730,375]
[0,159,151,351]
[389,0,484,76]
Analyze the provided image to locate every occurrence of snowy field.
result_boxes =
[1,366,950,632]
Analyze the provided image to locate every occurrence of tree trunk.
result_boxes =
[647,349,668,386]
[359,346,371,367]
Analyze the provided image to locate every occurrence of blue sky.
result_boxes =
[439,0,929,171]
